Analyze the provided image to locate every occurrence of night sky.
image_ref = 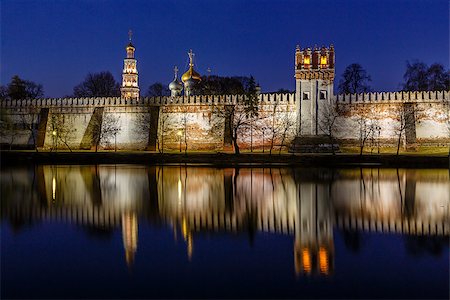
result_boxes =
[1,0,448,97]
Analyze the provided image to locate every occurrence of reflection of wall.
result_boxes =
[157,166,226,218]
[1,166,449,272]
[2,166,449,234]
[332,169,450,235]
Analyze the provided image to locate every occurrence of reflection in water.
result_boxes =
[1,165,449,275]
[122,212,138,266]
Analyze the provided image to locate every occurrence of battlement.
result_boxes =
[334,90,449,104]
[3,90,448,109]
[295,45,335,70]
[0,92,296,109]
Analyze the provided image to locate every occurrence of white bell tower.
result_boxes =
[121,30,140,101]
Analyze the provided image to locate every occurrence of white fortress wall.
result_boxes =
[0,91,448,150]
[333,91,449,144]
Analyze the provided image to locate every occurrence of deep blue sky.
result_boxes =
[1,0,448,97]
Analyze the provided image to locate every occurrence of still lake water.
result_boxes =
[1,165,449,299]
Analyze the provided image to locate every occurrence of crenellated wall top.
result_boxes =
[2,90,448,109]
[334,90,449,104]
[0,92,297,109]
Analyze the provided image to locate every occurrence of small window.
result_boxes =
[320,90,327,100]
[303,56,310,65]
[303,92,310,100]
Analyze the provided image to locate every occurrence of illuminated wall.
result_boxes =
[1,90,448,150]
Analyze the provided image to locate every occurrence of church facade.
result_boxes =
[1,37,449,152]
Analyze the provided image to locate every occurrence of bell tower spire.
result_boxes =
[121,30,140,100]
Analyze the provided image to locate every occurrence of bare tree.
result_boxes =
[318,102,344,155]
[338,64,372,94]
[157,111,173,153]
[445,100,450,156]
[354,105,374,155]
[101,114,121,151]
[2,75,44,100]
[91,112,121,152]
[402,61,449,91]
[73,71,120,97]
[267,100,279,155]
[147,82,170,97]
[211,95,260,154]
[49,113,77,152]
[211,104,253,154]
[402,61,428,91]
[368,119,381,154]
[20,112,39,152]
[0,109,17,149]
[392,103,424,155]
[277,110,297,154]
[180,107,192,154]
[135,109,152,146]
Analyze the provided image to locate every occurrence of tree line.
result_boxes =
[1,60,447,100]
[338,61,448,94]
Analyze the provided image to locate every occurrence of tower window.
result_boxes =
[320,90,327,100]
[303,56,310,65]
[303,92,310,100]
[320,56,327,66]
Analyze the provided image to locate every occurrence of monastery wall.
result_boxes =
[333,91,449,146]
[0,91,448,151]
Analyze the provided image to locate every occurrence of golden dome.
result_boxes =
[181,49,202,83]
[181,66,202,83]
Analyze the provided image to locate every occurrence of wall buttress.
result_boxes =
[36,108,49,148]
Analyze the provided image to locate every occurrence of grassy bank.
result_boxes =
[340,146,450,155]
[1,150,448,168]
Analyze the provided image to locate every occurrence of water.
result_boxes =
[1,165,449,299]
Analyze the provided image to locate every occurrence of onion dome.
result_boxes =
[181,49,202,83]
[169,79,183,91]
[169,66,183,92]
[181,66,202,83]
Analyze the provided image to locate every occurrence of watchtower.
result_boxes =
[295,45,335,135]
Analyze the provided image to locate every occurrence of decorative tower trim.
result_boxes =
[121,30,140,101]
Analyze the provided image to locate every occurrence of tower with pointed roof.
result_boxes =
[121,30,140,100]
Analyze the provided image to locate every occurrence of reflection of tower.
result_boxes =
[122,212,138,267]
[121,30,140,100]
[181,49,202,96]
[294,180,334,276]
[181,217,193,261]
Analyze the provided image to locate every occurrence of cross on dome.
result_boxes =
[128,29,133,42]
[188,49,195,67]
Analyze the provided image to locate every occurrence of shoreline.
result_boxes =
[1,151,448,168]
